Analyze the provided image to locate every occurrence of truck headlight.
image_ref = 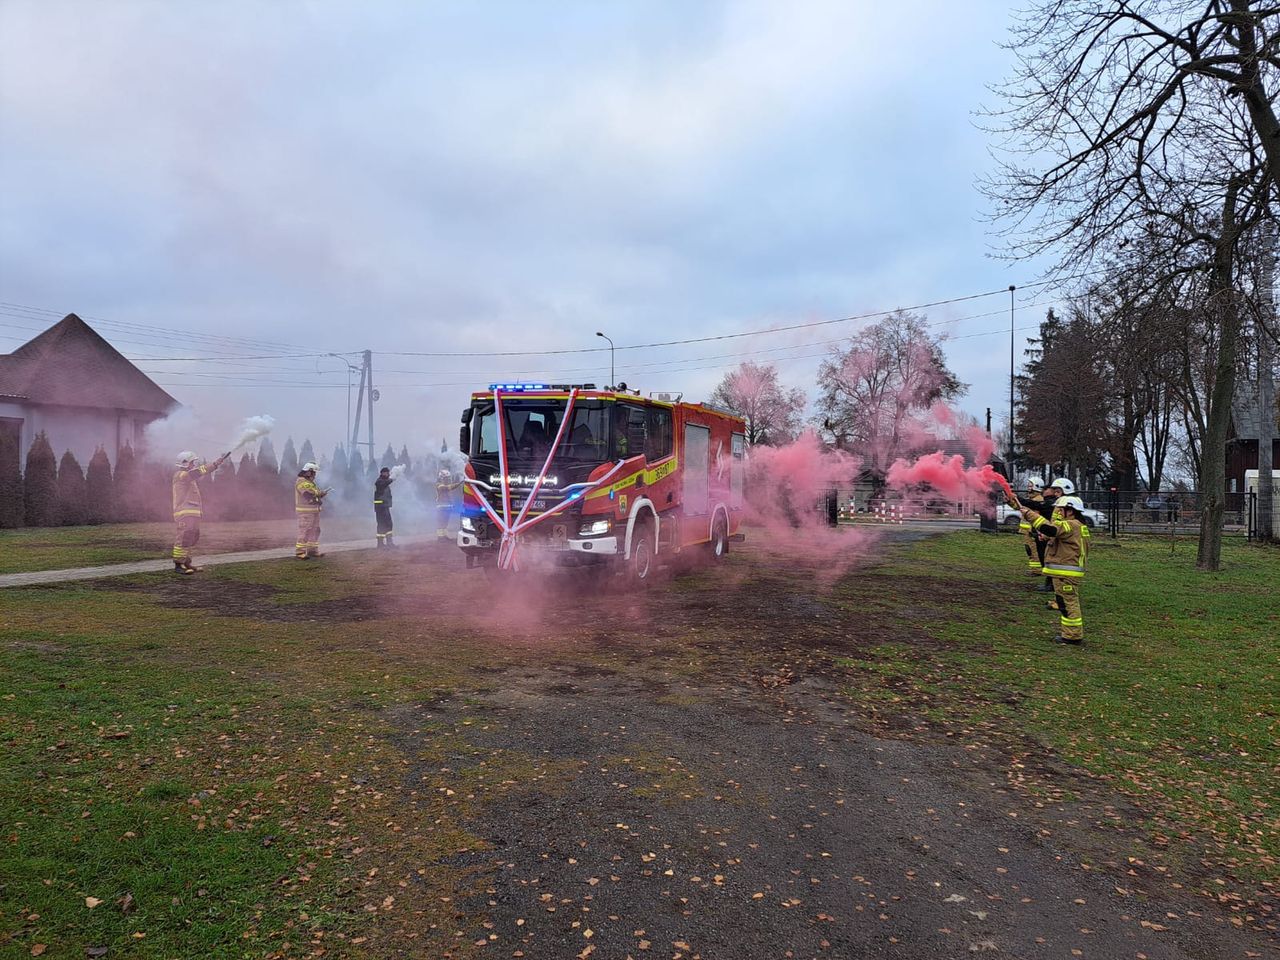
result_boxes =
[460,516,475,532]
[579,519,611,536]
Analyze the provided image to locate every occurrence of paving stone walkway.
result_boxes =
[0,535,431,589]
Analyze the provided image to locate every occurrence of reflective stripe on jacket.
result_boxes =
[172,465,211,520]
[296,477,322,513]
[1029,512,1087,578]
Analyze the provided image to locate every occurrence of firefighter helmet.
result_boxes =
[1026,476,1045,492]
[1050,477,1075,496]
[176,450,199,467]
[437,468,451,482]
[1058,495,1085,514]
[301,461,318,474]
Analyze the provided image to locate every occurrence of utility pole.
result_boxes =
[349,350,376,463]
[1258,228,1276,541]
[1008,285,1017,465]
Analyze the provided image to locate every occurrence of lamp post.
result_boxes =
[327,352,359,446]
[595,331,615,388]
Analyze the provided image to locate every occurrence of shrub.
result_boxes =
[23,431,57,526]
[56,450,89,525]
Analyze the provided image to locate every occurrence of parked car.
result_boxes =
[993,502,1105,528]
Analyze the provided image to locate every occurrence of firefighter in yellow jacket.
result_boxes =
[295,462,329,559]
[172,450,230,574]
[1008,489,1089,644]
[1020,477,1045,575]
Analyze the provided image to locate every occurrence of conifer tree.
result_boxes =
[85,447,114,524]
[299,438,315,467]
[280,437,299,476]
[56,450,88,526]
[23,431,57,526]
[0,430,23,528]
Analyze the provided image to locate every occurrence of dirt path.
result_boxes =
[399,665,1271,960]
[359,534,1274,960]
[0,535,431,588]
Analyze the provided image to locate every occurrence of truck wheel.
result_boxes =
[710,515,729,561]
[628,519,655,583]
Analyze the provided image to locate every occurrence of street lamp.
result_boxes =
[595,331,615,388]
[326,352,360,446]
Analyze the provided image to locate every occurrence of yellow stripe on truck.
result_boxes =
[585,456,679,501]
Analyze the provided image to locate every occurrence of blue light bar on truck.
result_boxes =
[488,383,549,391]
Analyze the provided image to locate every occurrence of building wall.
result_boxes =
[1226,438,1280,492]
[0,401,156,469]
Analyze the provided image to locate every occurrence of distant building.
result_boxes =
[1227,380,1280,493]
[0,313,177,465]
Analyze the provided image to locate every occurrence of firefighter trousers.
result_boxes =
[1053,578,1084,641]
[436,503,453,538]
[173,516,200,563]
[375,504,394,541]
[296,512,321,558]
[1021,525,1041,573]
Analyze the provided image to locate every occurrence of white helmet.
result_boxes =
[1058,495,1085,514]
[301,461,318,473]
[1050,477,1075,496]
[1026,476,1045,492]
[176,450,199,466]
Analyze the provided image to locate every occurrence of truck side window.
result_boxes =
[615,404,647,459]
[646,408,672,461]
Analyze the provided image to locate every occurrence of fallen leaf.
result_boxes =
[30,947,47,958]
[84,897,102,909]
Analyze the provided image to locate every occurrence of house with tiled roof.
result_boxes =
[0,313,177,465]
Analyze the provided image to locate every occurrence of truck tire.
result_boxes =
[628,518,655,584]
[710,515,729,561]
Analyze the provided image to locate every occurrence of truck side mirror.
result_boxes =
[459,408,473,454]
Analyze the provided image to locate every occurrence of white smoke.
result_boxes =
[389,463,408,481]
[228,415,275,453]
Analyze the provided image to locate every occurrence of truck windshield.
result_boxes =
[474,400,609,465]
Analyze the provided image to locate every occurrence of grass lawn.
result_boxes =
[837,533,1279,886]
[0,530,1275,957]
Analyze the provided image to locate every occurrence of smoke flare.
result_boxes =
[228,415,275,453]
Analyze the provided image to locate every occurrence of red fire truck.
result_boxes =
[456,383,746,579]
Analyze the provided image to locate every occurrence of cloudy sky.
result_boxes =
[0,0,1053,462]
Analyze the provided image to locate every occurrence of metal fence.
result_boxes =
[831,486,1263,539]
[1077,488,1262,539]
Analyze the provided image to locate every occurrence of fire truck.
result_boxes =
[456,383,746,580]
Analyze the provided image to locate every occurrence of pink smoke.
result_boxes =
[885,452,1010,501]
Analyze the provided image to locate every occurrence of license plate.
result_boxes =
[512,498,548,511]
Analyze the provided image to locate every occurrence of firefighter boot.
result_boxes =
[376,537,385,549]
[386,535,397,548]
[174,561,195,576]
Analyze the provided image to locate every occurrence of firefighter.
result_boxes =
[295,462,328,559]
[1032,478,1065,592]
[1008,489,1088,644]
[1020,477,1045,576]
[435,468,459,540]
[374,467,396,548]
[171,450,230,574]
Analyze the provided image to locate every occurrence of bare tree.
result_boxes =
[709,361,806,447]
[985,0,1279,569]
[816,310,964,475]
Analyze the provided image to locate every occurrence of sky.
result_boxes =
[0,0,1054,464]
